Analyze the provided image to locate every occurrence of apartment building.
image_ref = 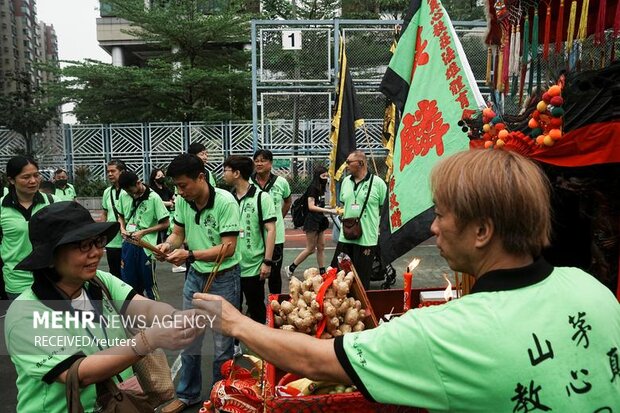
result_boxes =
[0,0,57,93]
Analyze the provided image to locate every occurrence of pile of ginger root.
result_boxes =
[270,268,366,338]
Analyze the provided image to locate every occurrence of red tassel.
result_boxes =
[555,0,565,54]
[543,4,551,59]
[614,0,620,38]
[595,0,607,45]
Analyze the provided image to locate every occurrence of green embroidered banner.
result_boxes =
[379,0,484,264]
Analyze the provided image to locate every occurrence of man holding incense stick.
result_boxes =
[117,170,169,300]
[157,153,241,413]
[192,149,620,412]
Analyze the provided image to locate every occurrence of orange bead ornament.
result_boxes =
[498,129,509,139]
[528,118,539,129]
[535,135,545,145]
[549,129,562,140]
[484,140,493,149]
[483,108,496,118]
[548,85,561,97]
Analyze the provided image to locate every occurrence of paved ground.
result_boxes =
[0,228,450,412]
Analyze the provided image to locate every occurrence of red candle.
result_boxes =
[403,271,412,311]
[403,258,420,312]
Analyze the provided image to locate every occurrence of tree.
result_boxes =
[52,0,255,123]
[376,0,485,20]
[262,0,341,19]
[0,72,59,155]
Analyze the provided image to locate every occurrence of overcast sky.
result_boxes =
[36,0,111,122]
[37,0,111,64]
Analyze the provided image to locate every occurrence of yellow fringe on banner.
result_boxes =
[567,0,578,53]
[577,0,590,41]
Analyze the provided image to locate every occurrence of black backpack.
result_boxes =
[291,191,308,228]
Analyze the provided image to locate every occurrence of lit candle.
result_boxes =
[403,258,420,311]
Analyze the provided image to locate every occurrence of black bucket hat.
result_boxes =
[16,201,120,271]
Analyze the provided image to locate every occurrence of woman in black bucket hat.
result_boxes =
[4,201,202,413]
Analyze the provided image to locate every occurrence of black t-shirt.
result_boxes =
[307,186,325,209]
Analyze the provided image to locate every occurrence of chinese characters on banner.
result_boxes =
[378,0,484,264]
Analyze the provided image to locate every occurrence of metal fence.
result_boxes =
[0,120,388,194]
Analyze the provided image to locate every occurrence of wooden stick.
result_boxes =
[126,235,167,259]
[362,124,379,175]
[203,242,231,293]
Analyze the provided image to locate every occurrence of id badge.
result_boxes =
[351,203,361,211]
[126,223,137,232]
[239,229,245,238]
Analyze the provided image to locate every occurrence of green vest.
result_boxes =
[117,188,169,257]
[0,191,56,293]
[338,174,387,246]
[174,183,240,273]
[233,185,276,277]
[53,183,77,201]
[101,186,126,249]
[251,173,291,245]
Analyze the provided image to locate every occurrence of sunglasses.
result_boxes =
[345,159,362,165]
[73,235,107,252]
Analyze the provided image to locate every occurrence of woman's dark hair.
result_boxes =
[310,165,328,194]
[6,156,38,180]
[188,142,206,155]
[149,168,164,187]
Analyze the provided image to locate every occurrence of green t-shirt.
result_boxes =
[174,184,240,273]
[335,262,620,412]
[233,185,277,277]
[53,183,77,201]
[251,174,291,245]
[338,174,387,246]
[205,169,217,187]
[0,191,56,294]
[5,270,135,413]
[101,186,126,249]
[117,187,169,257]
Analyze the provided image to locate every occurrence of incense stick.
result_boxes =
[203,242,231,293]
[126,235,167,259]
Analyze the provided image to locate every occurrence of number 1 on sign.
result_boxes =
[282,30,302,50]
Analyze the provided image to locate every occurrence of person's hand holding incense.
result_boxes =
[165,247,191,266]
